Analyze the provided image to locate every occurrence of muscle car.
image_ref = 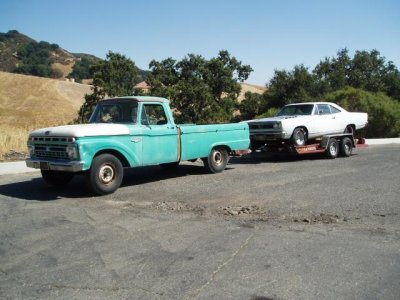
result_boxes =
[247,102,368,148]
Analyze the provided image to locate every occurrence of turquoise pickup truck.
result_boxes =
[26,96,250,195]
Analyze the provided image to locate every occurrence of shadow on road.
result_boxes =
[0,164,231,201]
[230,152,358,164]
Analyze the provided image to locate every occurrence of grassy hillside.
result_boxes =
[0,71,91,160]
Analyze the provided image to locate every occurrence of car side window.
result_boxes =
[141,104,168,125]
[329,105,341,114]
[317,104,331,115]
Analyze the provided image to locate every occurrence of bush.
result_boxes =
[324,87,400,138]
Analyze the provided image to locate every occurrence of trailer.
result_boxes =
[256,133,366,159]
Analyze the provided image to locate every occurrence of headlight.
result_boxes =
[28,145,35,157]
[273,122,282,129]
[66,146,78,159]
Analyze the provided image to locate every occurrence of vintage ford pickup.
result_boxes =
[26,96,250,195]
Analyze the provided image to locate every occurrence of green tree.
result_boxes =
[77,51,140,122]
[148,50,252,124]
[68,57,93,82]
[236,92,263,121]
[14,40,61,78]
[324,87,400,138]
[263,64,318,109]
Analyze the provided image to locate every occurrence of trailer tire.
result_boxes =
[340,137,353,157]
[41,170,74,186]
[203,148,228,173]
[291,127,307,146]
[325,138,339,159]
[86,154,123,195]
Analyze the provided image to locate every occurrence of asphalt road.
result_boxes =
[1,145,399,299]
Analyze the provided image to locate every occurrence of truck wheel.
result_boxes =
[291,128,307,146]
[160,162,179,170]
[86,154,123,195]
[325,138,339,159]
[340,137,353,157]
[203,148,228,173]
[41,170,74,186]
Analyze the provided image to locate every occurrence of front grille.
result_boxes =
[249,123,274,130]
[30,136,74,160]
[34,144,69,159]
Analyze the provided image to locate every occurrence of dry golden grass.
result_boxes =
[0,71,91,160]
[238,83,266,102]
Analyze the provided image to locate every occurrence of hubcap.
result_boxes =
[330,143,337,155]
[99,164,115,184]
[295,132,305,145]
[213,151,223,166]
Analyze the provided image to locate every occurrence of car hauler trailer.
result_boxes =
[256,133,366,159]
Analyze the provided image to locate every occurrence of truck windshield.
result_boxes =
[277,104,314,116]
[89,101,138,124]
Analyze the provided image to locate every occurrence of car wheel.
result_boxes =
[203,148,228,173]
[291,128,307,146]
[340,137,353,157]
[41,170,74,186]
[325,138,339,159]
[85,154,123,195]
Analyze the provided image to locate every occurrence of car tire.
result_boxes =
[85,154,123,195]
[203,148,228,173]
[340,137,353,157]
[291,127,307,146]
[325,138,339,159]
[41,170,74,186]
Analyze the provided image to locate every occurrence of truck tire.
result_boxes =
[41,170,74,186]
[203,148,228,173]
[86,154,123,195]
[291,127,307,146]
[340,137,353,157]
[325,138,339,159]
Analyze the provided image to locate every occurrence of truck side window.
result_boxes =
[141,104,168,125]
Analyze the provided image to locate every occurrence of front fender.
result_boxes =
[77,136,140,170]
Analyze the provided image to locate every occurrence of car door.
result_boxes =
[315,104,340,135]
[140,103,179,165]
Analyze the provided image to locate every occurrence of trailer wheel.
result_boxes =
[325,138,339,159]
[340,137,353,157]
[203,148,228,173]
[41,170,74,186]
[86,154,123,195]
[291,127,307,146]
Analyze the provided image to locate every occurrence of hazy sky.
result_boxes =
[1,0,399,85]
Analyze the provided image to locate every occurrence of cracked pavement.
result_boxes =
[0,145,399,299]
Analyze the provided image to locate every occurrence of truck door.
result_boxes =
[140,103,179,165]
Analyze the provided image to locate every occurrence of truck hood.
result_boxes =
[30,123,130,137]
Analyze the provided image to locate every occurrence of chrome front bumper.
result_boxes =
[26,159,84,172]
